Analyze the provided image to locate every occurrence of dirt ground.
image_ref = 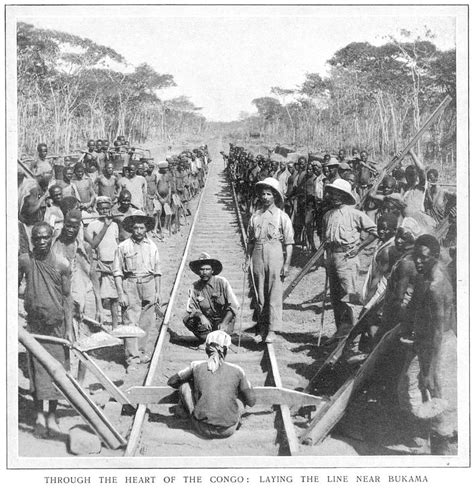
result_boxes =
[16,137,450,459]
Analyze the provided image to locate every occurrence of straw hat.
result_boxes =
[325,178,356,205]
[122,210,155,233]
[323,157,339,168]
[255,177,284,205]
[338,162,352,172]
[189,252,223,275]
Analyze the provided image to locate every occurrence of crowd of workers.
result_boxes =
[16,137,458,453]
[17,138,210,438]
[222,142,457,454]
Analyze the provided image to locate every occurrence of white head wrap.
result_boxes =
[205,331,231,373]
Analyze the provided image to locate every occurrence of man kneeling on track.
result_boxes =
[183,252,240,343]
[167,331,256,439]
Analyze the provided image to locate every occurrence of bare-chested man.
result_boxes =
[95,161,120,201]
[72,163,96,212]
[398,234,457,455]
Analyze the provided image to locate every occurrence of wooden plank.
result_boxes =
[300,325,401,445]
[19,329,125,449]
[267,344,300,455]
[125,386,324,408]
[73,349,131,406]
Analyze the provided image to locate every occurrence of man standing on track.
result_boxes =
[113,211,161,371]
[247,177,294,343]
[183,252,240,344]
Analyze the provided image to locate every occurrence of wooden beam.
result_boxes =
[19,328,126,449]
[300,325,401,445]
[267,344,300,455]
[283,241,327,301]
[359,95,452,209]
[125,386,324,408]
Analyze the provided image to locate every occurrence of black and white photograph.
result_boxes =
[3,1,471,483]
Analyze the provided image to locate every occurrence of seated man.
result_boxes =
[183,253,239,343]
[167,330,256,439]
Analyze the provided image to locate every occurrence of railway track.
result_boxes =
[124,149,301,457]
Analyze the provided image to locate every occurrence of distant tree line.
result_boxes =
[233,32,456,173]
[17,22,207,155]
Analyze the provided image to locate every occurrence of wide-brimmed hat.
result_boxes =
[189,252,223,275]
[324,157,340,168]
[157,160,169,169]
[122,210,155,233]
[255,177,284,205]
[338,162,352,172]
[325,178,356,205]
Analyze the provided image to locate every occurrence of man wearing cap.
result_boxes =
[323,178,378,336]
[323,157,340,185]
[168,330,256,439]
[247,177,294,343]
[183,253,240,343]
[338,161,352,180]
[398,234,457,454]
[113,211,161,369]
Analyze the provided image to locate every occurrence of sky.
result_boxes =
[13,5,458,122]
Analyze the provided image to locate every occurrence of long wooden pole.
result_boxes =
[358,95,452,209]
[283,240,327,301]
[18,328,125,449]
